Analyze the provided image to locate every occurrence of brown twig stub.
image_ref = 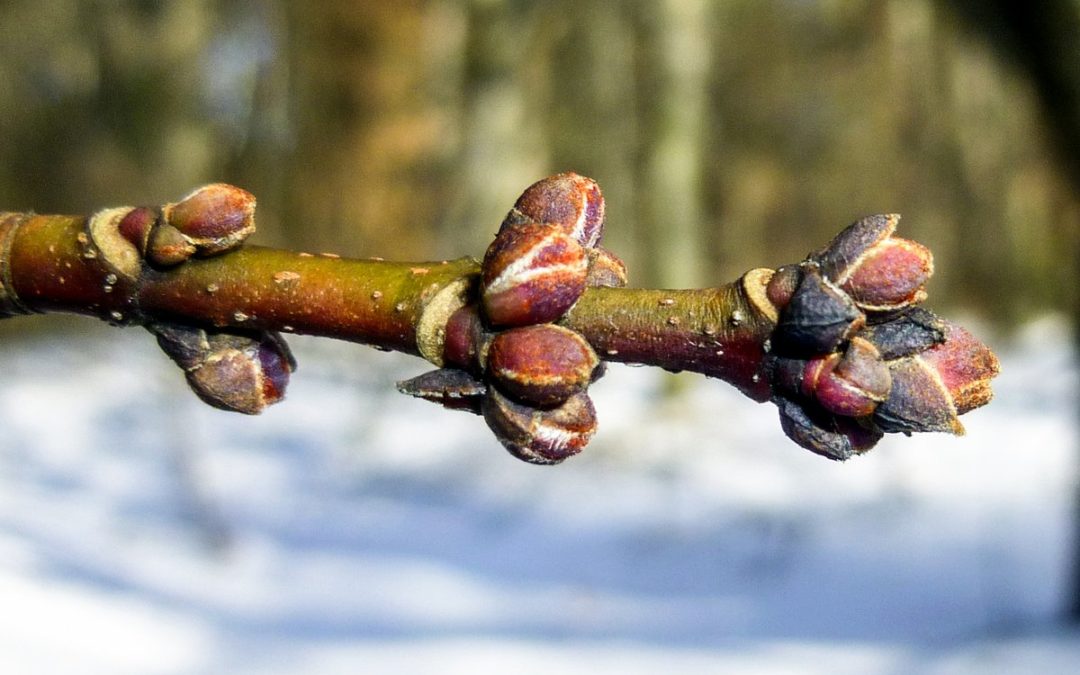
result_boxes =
[0,174,1000,461]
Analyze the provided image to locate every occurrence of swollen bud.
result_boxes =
[803,337,891,418]
[148,322,294,415]
[486,324,598,407]
[480,221,588,327]
[163,183,257,256]
[812,213,933,313]
[508,172,606,248]
[483,388,597,465]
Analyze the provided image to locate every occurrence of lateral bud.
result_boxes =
[773,266,864,357]
[486,324,599,408]
[480,221,588,327]
[812,214,933,313]
[148,322,295,415]
[775,396,882,461]
[586,247,628,288]
[162,183,257,256]
[508,172,606,248]
[482,388,597,465]
[397,367,486,414]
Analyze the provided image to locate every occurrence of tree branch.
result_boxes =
[0,175,1000,463]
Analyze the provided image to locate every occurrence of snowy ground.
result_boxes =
[0,315,1076,674]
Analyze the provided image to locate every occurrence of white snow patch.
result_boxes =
[0,316,1077,673]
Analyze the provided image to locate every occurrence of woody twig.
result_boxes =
[0,174,999,463]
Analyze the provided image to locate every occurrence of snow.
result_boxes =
[0,315,1077,674]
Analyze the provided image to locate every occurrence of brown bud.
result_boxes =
[481,221,588,327]
[164,183,256,256]
[509,172,605,248]
[487,324,598,407]
[149,322,294,415]
[117,206,158,252]
[483,388,597,465]
[765,265,801,310]
[803,337,891,418]
[146,222,197,267]
[586,247,628,288]
[813,214,933,313]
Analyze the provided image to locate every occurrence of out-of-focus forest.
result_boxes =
[0,0,1076,327]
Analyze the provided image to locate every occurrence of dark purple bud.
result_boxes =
[774,267,864,357]
[812,214,897,281]
[776,396,882,461]
[117,206,158,252]
[441,304,489,373]
[856,308,946,360]
[397,367,487,415]
[873,357,960,435]
[149,322,293,414]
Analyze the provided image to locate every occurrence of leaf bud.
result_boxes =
[148,322,294,415]
[483,388,597,465]
[585,247,629,288]
[480,221,588,327]
[487,324,598,408]
[163,183,256,256]
[508,172,605,248]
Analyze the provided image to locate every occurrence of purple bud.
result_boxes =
[509,172,606,248]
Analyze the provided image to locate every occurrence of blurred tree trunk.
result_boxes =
[545,1,642,277]
[442,0,552,256]
[282,0,451,258]
[940,0,1080,621]
[634,0,712,288]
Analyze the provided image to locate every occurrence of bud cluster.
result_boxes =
[400,173,626,465]
[764,214,999,460]
[84,184,297,413]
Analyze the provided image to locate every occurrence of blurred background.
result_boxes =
[0,1,1078,673]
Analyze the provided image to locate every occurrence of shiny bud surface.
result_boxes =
[483,388,597,465]
[487,324,598,407]
[481,221,588,327]
[509,172,605,248]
